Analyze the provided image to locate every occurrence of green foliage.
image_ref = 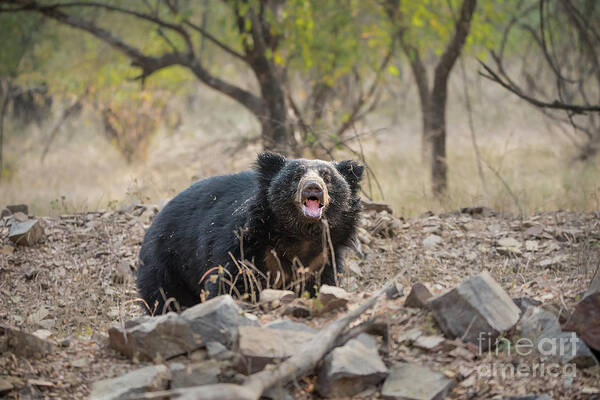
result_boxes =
[280,0,391,85]
[0,13,45,77]
[394,0,516,59]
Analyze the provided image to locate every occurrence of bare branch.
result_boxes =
[18,0,195,54]
[479,59,600,113]
[184,20,247,62]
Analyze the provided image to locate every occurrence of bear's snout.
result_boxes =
[295,171,330,220]
[301,181,324,202]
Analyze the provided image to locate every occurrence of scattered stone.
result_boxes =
[181,295,258,348]
[316,334,388,398]
[1,244,14,256]
[0,208,10,218]
[524,225,545,238]
[512,297,542,314]
[385,282,404,300]
[259,289,296,310]
[423,234,443,248]
[429,272,520,349]
[206,341,233,361]
[496,237,522,255]
[89,365,170,400]
[8,219,44,246]
[23,267,38,280]
[27,308,49,326]
[525,240,539,251]
[362,200,393,214]
[395,328,422,344]
[319,285,351,313]
[516,306,597,368]
[236,325,315,374]
[32,329,53,340]
[6,204,28,214]
[502,395,553,400]
[460,206,495,217]
[413,335,445,351]
[265,318,318,334]
[12,211,28,222]
[28,379,54,388]
[381,362,454,400]
[58,337,71,348]
[38,319,55,330]
[404,283,433,309]
[0,377,14,395]
[539,255,567,268]
[0,324,56,358]
[563,292,600,352]
[169,360,223,389]
[71,358,89,368]
[282,301,311,318]
[108,313,201,361]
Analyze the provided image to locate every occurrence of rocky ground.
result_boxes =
[0,204,599,399]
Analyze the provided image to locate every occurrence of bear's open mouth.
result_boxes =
[302,197,324,219]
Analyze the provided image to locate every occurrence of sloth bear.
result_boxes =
[136,151,364,313]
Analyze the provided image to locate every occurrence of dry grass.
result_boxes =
[1,77,599,217]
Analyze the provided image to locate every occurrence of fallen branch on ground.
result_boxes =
[135,271,405,400]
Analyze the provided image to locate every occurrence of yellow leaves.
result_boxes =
[387,64,400,77]
[273,51,285,66]
[411,14,425,27]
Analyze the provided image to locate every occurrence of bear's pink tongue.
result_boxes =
[303,199,322,218]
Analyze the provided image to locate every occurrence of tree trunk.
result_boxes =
[0,79,12,181]
[426,96,448,195]
[256,74,296,156]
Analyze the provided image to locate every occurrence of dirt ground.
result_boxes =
[1,205,599,399]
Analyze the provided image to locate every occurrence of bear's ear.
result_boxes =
[256,151,287,183]
[335,160,364,188]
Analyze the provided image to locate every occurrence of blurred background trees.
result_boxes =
[0,0,598,213]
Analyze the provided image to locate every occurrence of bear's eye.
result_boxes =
[320,170,331,184]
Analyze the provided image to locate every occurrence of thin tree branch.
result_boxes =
[479,59,600,113]
[184,20,247,63]
[12,0,195,54]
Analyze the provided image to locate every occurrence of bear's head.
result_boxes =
[255,151,364,238]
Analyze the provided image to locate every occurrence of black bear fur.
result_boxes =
[136,152,364,313]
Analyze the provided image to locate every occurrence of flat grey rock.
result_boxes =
[0,324,56,358]
[8,219,44,246]
[381,362,454,400]
[182,295,258,348]
[108,312,201,361]
[423,234,443,248]
[206,341,234,360]
[516,306,597,368]
[236,325,315,374]
[259,289,296,310]
[317,334,388,398]
[265,318,318,334]
[319,285,351,313]
[169,360,223,389]
[429,272,520,349]
[89,365,170,400]
[405,283,433,309]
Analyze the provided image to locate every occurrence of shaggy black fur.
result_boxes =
[136,152,364,313]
